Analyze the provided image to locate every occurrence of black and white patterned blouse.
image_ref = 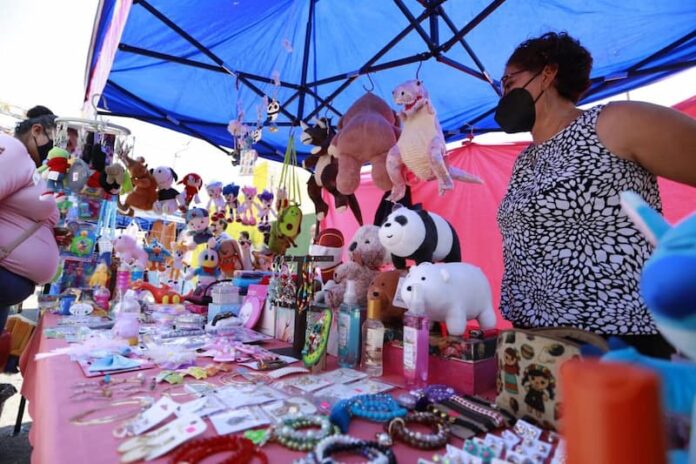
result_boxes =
[497,105,661,335]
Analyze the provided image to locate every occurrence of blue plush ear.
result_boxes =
[620,191,671,246]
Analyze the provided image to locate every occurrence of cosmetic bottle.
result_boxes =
[403,312,429,387]
[337,280,364,368]
[361,298,385,377]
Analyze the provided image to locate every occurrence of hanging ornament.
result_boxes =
[281,39,294,54]
[239,149,258,177]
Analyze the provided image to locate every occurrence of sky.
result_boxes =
[1,1,695,170]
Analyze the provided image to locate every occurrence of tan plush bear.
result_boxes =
[367,270,407,326]
[324,225,388,308]
[329,93,400,195]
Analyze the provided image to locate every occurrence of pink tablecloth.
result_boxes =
[20,314,467,463]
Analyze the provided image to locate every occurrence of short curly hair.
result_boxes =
[507,32,593,103]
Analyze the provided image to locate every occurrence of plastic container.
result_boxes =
[361,298,385,377]
[337,280,364,369]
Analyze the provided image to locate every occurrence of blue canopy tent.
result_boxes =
[85,0,696,164]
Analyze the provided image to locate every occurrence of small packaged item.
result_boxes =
[175,313,205,330]
[210,282,240,304]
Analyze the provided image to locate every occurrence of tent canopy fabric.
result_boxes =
[87,0,696,163]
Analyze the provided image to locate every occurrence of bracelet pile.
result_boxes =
[273,414,339,451]
[383,411,450,450]
[295,435,397,464]
[168,436,266,464]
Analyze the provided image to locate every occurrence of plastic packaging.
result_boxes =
[337,280,364,368]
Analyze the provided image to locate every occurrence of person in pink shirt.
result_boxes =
[0,106,60,330]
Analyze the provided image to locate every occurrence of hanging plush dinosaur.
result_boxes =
[300,117,362,225]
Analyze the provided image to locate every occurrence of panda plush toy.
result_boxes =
[378,205,460,269]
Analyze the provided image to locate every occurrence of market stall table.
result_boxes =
[20,313,469,463]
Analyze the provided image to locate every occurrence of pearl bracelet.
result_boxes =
[273,414,338,451]
[294,435,397,464]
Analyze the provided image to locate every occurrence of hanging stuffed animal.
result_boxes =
[329,93,400,195]
[217,239,244,278]
[255,190,276,237]
[186,207,213,249]
[301,118,363,225]
[113,235,148,269]
[387,80,482,202]
[38,147,70,200]
[151,166,180,214]
[167,241,189,284]
[186,238,221,287]
[222,183,241,223]
[205,181,225,212]
[143,238,172,272]
[100,163,126,196]
[209,211,231,244]
[177,172,203,212]
[238,186,258,226]
[117,154,157,216]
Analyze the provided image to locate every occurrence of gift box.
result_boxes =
[207,303,241,323]
[211,283,240,305]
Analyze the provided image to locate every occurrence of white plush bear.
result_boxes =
[401,262,497,335]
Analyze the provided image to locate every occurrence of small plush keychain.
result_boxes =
[177,173,203,212]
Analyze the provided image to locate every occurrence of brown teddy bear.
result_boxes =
[324,225,389,308]
[367,269,407,326]
[118,155,158,216]
[329,93,400,195]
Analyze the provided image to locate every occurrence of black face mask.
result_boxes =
[34,136,54,164]
[494,71,544,133]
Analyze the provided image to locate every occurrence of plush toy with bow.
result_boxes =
[186,238,221,287]
[177,173,203,212]
[301,117,362,225]
[151,166,180,214]
[206,181,225,213]
[386,80,482,202]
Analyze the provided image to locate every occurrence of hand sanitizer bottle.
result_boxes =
[338,280,363,368]
[361,298,385,377]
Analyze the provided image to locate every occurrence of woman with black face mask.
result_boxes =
[496,32,696,359]
[0,106,61,331]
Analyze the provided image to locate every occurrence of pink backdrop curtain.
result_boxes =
[322,99,696,328]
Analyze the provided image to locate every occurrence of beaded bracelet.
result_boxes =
[296,435,397,464]
[383,412,450,450]
[427,404,488,435]
[168,435,267,464]
[445,395,505,428]
[413,385,455,403]
[349,394,408,422]
[273,414,338,451]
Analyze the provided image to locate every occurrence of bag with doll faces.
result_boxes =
[495,327,608,431]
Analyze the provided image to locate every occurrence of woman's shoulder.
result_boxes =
[0,134,34,168]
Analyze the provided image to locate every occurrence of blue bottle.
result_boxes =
[337,280,364,368]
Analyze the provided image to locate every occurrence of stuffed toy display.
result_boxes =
[367,270,407,326]
[186,238,221,287]
[168,241,189,283]
[329,93,400,195]
[301,118,362,224]
[324,225,389,308]
[387,80,482,202]
[150,166,180,214]
[308,228,344,283]
[621,191,696,360]
[238,231,254,270]
[238,186,258,226]
[222,183,241,222]
[255,189,276,235]
[100,163,126,196]
[378,205,460,269]
[186,207,213,248]
[178,173,203,212]
[117,154,157,216]
[400,262,497,334]
[113,235,148,269]
[217,239,244,278]
[205,181,225,213]
[209,211,231,244]
[143,238,172,272]
[38,147,70,200]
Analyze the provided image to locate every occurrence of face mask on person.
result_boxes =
[33,134,54,164]
[494,70,544,133]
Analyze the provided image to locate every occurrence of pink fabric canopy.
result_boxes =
[323,99,696,328]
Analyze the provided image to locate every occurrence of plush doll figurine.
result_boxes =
[379,205,460,269]
[151,166,180,214]
[238,186,258,226]
[238,231,254,270]
[168,241,189,283]
[177,173,203,212]
[143,238,172,272]
[217,239,244,278]
[117,154,158,216]
[252,245,274,271]
[621,191,696,360]
[308,228,344,283]
[222,183,241,222]
[255,190,276,236]
[329,93,401,195]
[100,163,126,196]
[400,262,497,334]
[113,235,148,269]
[301,117,362,224]
[186,238,221,287]
[206,181,225,213]
[386,80,482,202]
[186,207,213,249]
[38,146,70,200]
[367,270,407,326]
[209,211,231,244]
